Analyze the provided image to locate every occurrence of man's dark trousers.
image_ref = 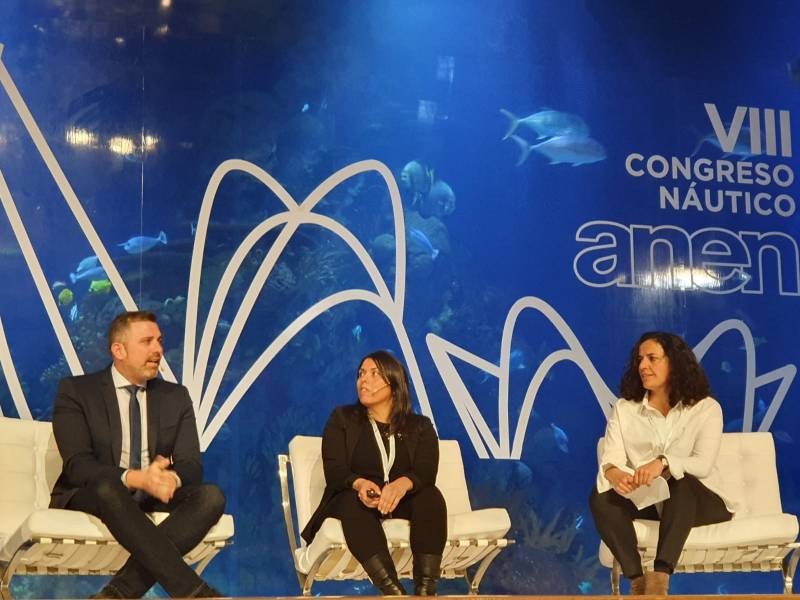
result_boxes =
[67,478,225,598]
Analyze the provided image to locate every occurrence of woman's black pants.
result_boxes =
[329,485,447,563]
[589,474,732,579]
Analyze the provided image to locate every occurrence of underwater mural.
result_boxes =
[1,1,799,597]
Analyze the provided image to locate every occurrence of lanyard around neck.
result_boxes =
[369,417,396,483]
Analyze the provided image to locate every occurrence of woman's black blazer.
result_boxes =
[301,404,439,544]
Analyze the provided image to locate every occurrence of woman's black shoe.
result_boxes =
[413,553,441,595]
[362,552,406,595]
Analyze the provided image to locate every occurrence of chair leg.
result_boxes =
[1,563,16,600]
[610,560,621,595]
[0,577,11,600]
[1,541,32,600]
[465,546,504,594]
[193,548,221,576]
[783,546,800,594]
[300,545,337,596]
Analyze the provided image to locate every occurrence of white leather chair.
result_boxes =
[597,432,799,594]
[279,435,513,595]
[0,416,234,600]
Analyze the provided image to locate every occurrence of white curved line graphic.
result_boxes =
[503,297,617,457]
[0,46,178,383]
[2,46,424,444]
[180,158,423,448]
[0,315,32,419]
[0,170,81,374]
[201,287,419,449]
[428,298,796,459]
[427,296,616,459]
[694,319,796,432]
[182,159,299,388]
[0,43,794,462]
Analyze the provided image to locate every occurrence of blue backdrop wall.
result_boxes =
[1,1,799,597]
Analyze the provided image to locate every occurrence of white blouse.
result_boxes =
[596,395,737,513]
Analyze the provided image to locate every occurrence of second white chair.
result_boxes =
[279,435,513,595]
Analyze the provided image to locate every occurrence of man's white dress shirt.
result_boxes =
[111,365,181,490]
[111,366,150,477]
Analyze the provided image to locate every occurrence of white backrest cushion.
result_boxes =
[597,432,783,518]
[288,436,325,533]
[715,432,782,517]
[435,439,472,515]
[0,417,62,536]
[288,435,472,533]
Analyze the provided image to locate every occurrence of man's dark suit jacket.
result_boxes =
[50,368,203,509]
[301,403,439,544]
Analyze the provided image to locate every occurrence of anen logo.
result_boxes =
[705,103,792,158]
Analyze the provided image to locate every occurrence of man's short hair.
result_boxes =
[108,311,158,350]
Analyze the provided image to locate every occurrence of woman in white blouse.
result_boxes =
[590,332,734,596]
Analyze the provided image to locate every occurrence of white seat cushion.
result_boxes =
[295,508,511,573]
[288,437,474,534]
[599,513,799,567]
[0,508,235,562]
[0,417,234,575]
[597,432,800,575]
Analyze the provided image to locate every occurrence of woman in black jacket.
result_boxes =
[301,350,447,595]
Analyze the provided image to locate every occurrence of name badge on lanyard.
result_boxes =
[369,417,396,484]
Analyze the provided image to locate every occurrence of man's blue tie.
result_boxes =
[127,385,142,470]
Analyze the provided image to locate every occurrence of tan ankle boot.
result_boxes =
[629,575,645,595]
[644,571,670,595]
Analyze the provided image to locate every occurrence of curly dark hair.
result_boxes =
[619,331,713,407]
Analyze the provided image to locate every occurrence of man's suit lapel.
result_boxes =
[101,370,123,466]
[146,381,159,461]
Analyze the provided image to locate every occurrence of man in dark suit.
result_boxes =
[51,310,225,599]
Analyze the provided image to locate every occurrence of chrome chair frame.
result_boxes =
[0,534,229,600]
[279,453,513,596]
[609,542,800,595]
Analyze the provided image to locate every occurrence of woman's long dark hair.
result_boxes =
[356,349,413,435]
[619,331,713,407]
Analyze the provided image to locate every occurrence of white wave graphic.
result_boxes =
[694,320,796,433]
[0,43,433,449]
[426,297,617,459]
[427,296,796,459]
[182,158,435,449]
[0,43,177,382]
